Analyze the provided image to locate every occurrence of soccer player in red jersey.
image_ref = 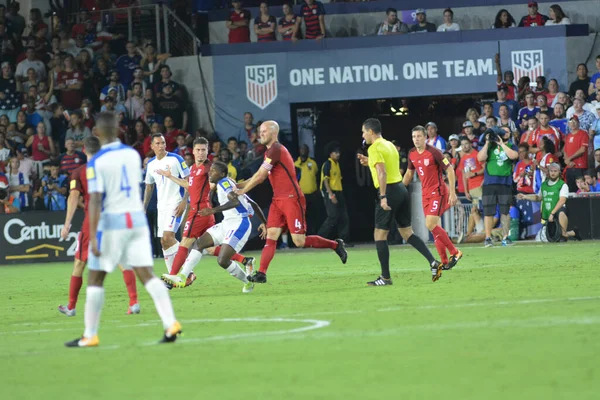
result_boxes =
[155,137,255,288]
[236,121,348,283]
[403,126,463,275]
[58,136,139,316]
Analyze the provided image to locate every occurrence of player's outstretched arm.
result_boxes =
[61,189,81,239]
[143,183,155,212]
[156,166,189,188]
[199,192,241,216]
[248,197,267,225]
[236,167,268,195]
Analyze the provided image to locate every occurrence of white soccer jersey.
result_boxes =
[87,141,144,214]
[145,152,190,211]
[216,177,253,220]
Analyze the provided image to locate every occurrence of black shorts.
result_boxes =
[374,182,411,230]
[482,184,512,216]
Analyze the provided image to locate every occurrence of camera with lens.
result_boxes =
[485,128,499,143]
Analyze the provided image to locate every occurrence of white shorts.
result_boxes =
[88,227,154,272]
[157,207,184,237]
[206,217,252,253]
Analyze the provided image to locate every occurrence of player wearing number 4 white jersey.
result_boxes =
[65,113,181,348]
[144,133,190,273]
[162,161,268,293]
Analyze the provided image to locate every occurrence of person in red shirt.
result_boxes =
[58,136,139,317]
[300,0,326,40]
[227,0,251,44]
[458,137,485,205]
[254,2,276,42]
[236,120,347,284]
[518,2,548,27]
[534,111,561,157]
[563,115,589,192]
[279,3,300,41]
[403,125,462,272]
[56,54,83,111]
[513,144,535,194]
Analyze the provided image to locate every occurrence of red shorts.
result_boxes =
[267,196,306,234]
[75,229,89,262]
[182,212,215,238]
[423,193,450,217]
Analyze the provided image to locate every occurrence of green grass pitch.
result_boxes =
[1,242,599,400]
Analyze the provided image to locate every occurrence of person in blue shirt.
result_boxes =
[115,41,142,88]
[493,84,519,121]
[517,92,540,132]
[36,161,68,211]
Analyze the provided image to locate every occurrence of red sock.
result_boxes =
[433,237,449,264]
[231,253,245,263]
[432,226,458,255]
[259,239,277,273]
[170,247,190,275]
[68,276,83,310]
[213,246,221,257]
[304,235,337,249]
[121,270,138,306]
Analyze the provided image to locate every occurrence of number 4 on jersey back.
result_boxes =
[120,165,132,198]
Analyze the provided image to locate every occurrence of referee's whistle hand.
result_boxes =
[357,154,368,166]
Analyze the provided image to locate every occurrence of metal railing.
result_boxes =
[164,7,201,56]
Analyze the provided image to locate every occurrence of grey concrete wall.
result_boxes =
[165,55,216,135]
[567,34,600,86]
[209,1,599,44]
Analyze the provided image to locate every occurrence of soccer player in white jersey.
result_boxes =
[143,133,190,272]
[65,113,181,348]
[162,161,267,293]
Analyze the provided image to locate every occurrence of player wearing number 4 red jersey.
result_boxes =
[404,126,463,271]
[236,121,348,284]
[58,136,139,317]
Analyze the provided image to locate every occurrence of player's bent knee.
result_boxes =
[291,235,306,248]
[398,227,413,241]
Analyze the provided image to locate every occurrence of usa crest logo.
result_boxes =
[245,65,277,110]
[424,158,430,166]
[511,50,544,82]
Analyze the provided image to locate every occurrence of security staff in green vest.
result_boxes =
[516,163,582,241]
[318,142,350,243]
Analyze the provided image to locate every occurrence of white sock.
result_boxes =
[163,242,179,272]
[181,249,202,277]
[281,233,289,245]
[145,277,176,329]
[83,286,104,339]
[226,261,248,283]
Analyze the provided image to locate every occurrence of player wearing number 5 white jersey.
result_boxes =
[144,133,190,273]
[65,113,181,348]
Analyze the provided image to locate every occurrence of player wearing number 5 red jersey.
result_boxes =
[404,126,463,271]
[235,121,348,284]
[58,136,139,317]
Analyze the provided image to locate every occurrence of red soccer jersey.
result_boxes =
[57,69,83,110]
[535,126,561,151]
[188,161,211,209]
[407,145,450,197]
[229,9,251,43]
[564,130,589,169]
[262,142,303,199]
[458,151,484,191]
[71,164,89,212]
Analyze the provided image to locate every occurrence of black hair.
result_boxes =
[363,118,382,134]
[84,136,101,156]
[211,160,229,176]
[193,137,209,146]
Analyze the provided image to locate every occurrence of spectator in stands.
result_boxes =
[459,136,484,205]
[485,115,498,131]
[425,122,446,150]
[516,77,531,104]
[553,91,569,108]
[0,62,21,121]
[533,76,547,97]
[128,67,147,95]
[583,170,597,192]
[588,56,600,97]
[493,84,519,121]
[236,111,254,144]
[154,65,182,100]
[59,138,86,177]
[547,79,559,106]
[102,95,127,116]
[49,103,67,151]
[550,103,567,134]
[497,104,519,139]
[536,111,561,152]
[0,179,19,213]
[26,121,54,163]
[514,143,535,194]
[300,0,326,40]
[125,81,144,120]
[132,120,149,159]
[163,115,183,151]
[295,144,319,234]
[71,9,89,38]
[518,2,548,27]
[564,115,589,191]
[437,8,460,32]
[279,3,301,41]
[569,63,590,97]
[140,99,162,126]
[156,83,187,131]
[590,111,600,152]
[594,148,600,168]
[15,47,46,82]
[0,133,9,162]
[462,121,480,149]
[16,147,33,180]
[65,111,91,151]
[410,9,435,33]
[227,0,251,44]
[116,41,142,89]
[566,97,595,132]
[12,111,32,145]
[22,68,40,91]
[520,117,538,149]
[254,2,276,42]
[466,108,486,137]
[535,137,556,182]
[6,2,25,37]
[479,103,497,124]
[80,99,95,130]
[377,8,408,35]
[218,148,239,181]
[492,9,516,29]
[56,54,83,112]
[518,92,540,132]
[100,70,126,103]
[6,156,30,210]
[545,4,571,26]
[536,94,553,117]
[36,160,68,211]
[140,42,165,88]
[24,97,45,129]
[173,133,191,158]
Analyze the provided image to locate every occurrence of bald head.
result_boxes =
[259,120,280,147]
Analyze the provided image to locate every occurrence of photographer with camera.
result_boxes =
[477,126,519,247]
[34,160,68,211]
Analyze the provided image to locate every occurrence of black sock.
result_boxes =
[407,234,436,265]
[375,240,390,279]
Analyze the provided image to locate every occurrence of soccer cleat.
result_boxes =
[444,250,463,270]
[243,257,255,275]
[367,276,393,286]
[248,271,267,283]
[185,273,197,287]
[58,305,76,317]
[65,335,99,348]
[242,281,254,293]
[431,260,443,282]
[159,321,182,343]
[162,273,186,288]
[484,237,493,248]
[501,238,514,246]
[573,228,582,241]
[127,303,140,315]
[334,239,348,264]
